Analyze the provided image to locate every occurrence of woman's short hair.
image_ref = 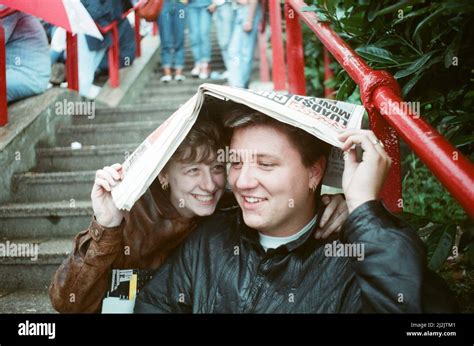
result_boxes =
[224,105,330,167]
[170,117,227,164]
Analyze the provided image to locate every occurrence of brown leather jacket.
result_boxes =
[49,180,197,313]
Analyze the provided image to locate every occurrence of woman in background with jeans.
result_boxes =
[158,0,188,82]
[187,0,213,79]
[227,0,261,88]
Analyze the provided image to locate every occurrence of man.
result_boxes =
[135,109,457,313]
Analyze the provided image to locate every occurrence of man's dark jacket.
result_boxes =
[134,201,457,313]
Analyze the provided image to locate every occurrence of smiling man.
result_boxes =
[135,108,456,313]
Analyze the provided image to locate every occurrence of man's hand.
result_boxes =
[339,129,392,214]
[314,194,349,239]
[91,163,124,228]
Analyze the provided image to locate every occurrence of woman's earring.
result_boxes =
[310,185,317,193]
[160,181,169,190]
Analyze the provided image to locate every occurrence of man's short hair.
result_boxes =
[224,105,330,167]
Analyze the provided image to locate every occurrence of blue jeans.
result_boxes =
[157,1,186,69]
[2,13,50,102]
[215,2,235,70]
[187,5,212,64]
[227,4,261,88]
[77,33,107,97]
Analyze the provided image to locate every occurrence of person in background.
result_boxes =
[97,13,136,73]
[79,0,135,98]
[1,9,50,102]
[157,0,188,82]
[45,25,67,86]
[227,0,261,88]
[187,0,213,79]
[208,0,235,80]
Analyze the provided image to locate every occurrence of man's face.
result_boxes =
[228,125,323,236]
[165,159,226,218]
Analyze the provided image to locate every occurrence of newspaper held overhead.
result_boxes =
[112,83,365,211]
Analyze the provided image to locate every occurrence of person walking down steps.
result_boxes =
[158,0,188,82]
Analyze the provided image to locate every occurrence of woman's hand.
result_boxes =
[243,21,253,32]
[207,3,217,13]
[91,163,124,228]
[314,194,349,239]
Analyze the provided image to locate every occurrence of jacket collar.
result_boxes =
[238,203,324,254]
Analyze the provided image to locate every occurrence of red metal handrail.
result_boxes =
[257,0,270,83]
[96,21,120,88]
[270,0,474,217]
[268,0,286,90]
[0,8,16,126]
[0,24,7,126]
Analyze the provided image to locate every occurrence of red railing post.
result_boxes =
[107,22,120,88]
[268,0,286,90]
[258,0,270,83]
[0,24,7,126]
[323,48,334,98]
[152,22,158,36]
[258,31,270,83]
[374,87,474,217]
[134,11,141,58]
[367,106,402,212]
[285,0,306,95]
[66,32,79,91]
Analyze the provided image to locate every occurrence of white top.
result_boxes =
[258,215,318,252]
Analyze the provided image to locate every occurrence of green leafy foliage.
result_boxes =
[301,0,474,293]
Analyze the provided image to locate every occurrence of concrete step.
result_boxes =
[11,171,95,203]
[161,59,225,70]
[134,93,192,104]
[126,95,192,106]
[137,85,198,98]
[145,78,225,89]
[0,237,72,290]
[133,80,222,104]
[0,201,92,239]
[0,288,56,313]
[35,143,139,172]
[56,120,161,146]
[72,105,175,125]
[131,95,194,105]
[138,87,197,100]
[184,49,222,58]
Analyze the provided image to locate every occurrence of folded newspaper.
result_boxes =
[112,83,365,211]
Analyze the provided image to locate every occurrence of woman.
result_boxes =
[157,0,188,82]
[227,0,261,88]
[49,116,348,313]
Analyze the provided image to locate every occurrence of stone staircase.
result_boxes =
[0,38,225,313]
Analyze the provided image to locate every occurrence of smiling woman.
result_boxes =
[49,115,230,313]
[157,118,228,218]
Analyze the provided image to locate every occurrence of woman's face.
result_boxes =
[163,159,226,218]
